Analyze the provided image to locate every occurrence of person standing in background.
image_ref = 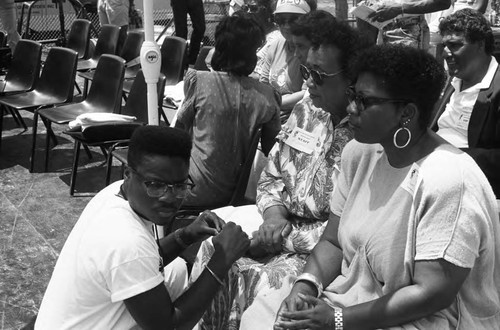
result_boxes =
[171,0,206,65]
[0,0,21,52]
[97,0,129,53]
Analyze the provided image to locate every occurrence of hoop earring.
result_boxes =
[393,119,411,149]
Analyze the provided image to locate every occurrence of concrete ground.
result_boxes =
[0,88,176,329]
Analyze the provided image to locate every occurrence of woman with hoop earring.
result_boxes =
[274,44,500,329]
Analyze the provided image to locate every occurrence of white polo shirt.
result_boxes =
[437,56,498,148]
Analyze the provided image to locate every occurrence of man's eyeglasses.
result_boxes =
[130,168,195,198]
[274,14,300,26]
[346,88,411,112]
[241,4,264,13]
[300,64,344,86]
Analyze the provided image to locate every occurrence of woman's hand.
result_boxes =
[368,3,402,22]
[255,216,292,254]
[274,293,336,330]
[274,282,319,328]
[183,210,225,244]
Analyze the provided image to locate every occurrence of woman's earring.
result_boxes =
[393,118,411,149]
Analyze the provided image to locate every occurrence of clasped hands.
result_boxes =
[274,283,337,330]
[248,216,292,257]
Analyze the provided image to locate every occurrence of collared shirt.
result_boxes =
[437,56,498,148]
[257,94,353,221]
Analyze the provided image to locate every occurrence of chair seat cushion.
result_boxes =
[64,121,144,144]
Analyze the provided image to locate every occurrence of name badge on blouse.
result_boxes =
[284,127,317,154]
[457,113,471,131]
[401,163,420,196]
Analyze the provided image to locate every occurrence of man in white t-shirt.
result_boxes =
[433,8,500,198]
[35,126,250,329]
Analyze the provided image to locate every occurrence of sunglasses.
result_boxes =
[131,168,195,198]
[346,88,411,112]
[241,4,264,13]
[300,64,344,86]
[274,14,300,25]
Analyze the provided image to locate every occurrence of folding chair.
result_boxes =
[77,24,120,95]
[79,30,145,83]
[0,47,77,152]
[0,40,42,95]
[193,46,214,71]
[66,19,91,60]
[104,70,167,185]
[33,54,126,173]
[0,40,42,128]
[122,36,187,94]
[66,18,91,95]
[64,70,166,195]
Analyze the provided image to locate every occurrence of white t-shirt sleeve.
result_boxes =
[414,159,490,268]
[98,210,165,303]
[108,254,164,302]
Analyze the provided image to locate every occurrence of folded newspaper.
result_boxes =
[350,1,417,29]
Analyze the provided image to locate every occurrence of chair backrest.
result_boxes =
[4,39,42,92]
[160,36,188,85]
[91,24,120,60]
[120,30,144,63]
[193,46,214,71]
[229,127,262,206]
[35,47,78,103]
[122,70,167,123]
[66,19,91,60]
[86,54,126,114]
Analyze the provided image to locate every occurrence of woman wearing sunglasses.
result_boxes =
[259,0,317,123]
[275,45,500,330]
[188,17,363,330]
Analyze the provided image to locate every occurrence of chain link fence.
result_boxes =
[0,0,229,47]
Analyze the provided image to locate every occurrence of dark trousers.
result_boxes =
[171,0,206,64]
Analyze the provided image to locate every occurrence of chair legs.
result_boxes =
[29,111,38,172]
[69,140,81,196]
[0,106,3,151]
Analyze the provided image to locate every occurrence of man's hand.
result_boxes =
[183,210,226,244]
[367,3,402,22]
[211,222,250,268]
[274,293,336,330]
[254,216,292,254]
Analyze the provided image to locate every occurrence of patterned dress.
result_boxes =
[189,95,353,329]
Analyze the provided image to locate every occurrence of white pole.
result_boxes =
[140,0,162,125]
[141,0,163,237]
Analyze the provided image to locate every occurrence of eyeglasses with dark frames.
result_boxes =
[130,168,195,198]
[346,88,411,112]
[300,64,344,86]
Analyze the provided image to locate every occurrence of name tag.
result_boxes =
[401,163,420,195]
[457,113,470,131]
[284,127,317,154]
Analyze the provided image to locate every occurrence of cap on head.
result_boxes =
[274,0,311,14]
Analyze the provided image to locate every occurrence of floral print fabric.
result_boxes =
[189,96,353,329]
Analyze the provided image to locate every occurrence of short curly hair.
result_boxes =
[211,12,265,76]
[290,10,336,39]
[306,18,363,79]
[352,45,446,128]
[128,126,192,169]
[439,8,494,55]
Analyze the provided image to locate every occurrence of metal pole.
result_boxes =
[140,0,161,126]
